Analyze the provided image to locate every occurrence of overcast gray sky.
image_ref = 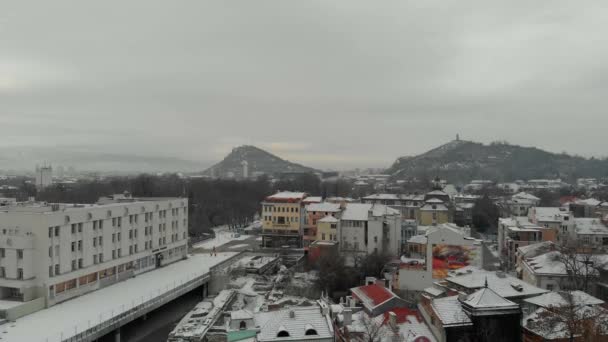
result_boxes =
[1,0,607,170]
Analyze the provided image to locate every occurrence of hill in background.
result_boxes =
[387,139,608,183]
[203,145,318,178]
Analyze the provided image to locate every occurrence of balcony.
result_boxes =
[262,229,300,236]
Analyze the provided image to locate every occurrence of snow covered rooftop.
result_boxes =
[318,215,339,223]
[462,287,518,309]
[524,305,608,340]
[574,218,608,235]
[431,296,472,327]
[3,252,238,342]
[231,309,255,320]
[524,290,604,309]
[362,194,400,200]
[423,287,445,297]
[456,203,475,209]
[265,192,307,202]
[516,241,555,258]
[407,234,427,244]
[512,192,540,201]
[523,251,603,276]
[341,203,399,221]
[446,267,548,299]
[574,198,602,206]
[302,196,322,203]
[427,190,448,196]
[533,207,568,222]
[305,202,341,213]
[255,306,333,342]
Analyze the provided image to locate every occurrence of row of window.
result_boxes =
[50,213,186,238]
[0,248,23,259]
[0,267,23,279]
[263,206,299,213]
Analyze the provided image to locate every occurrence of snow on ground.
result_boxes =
[3,252,238,342]
[193,226,253,249]
[290,271,318,288]
[228,244,250,250]
[0,299,25,310]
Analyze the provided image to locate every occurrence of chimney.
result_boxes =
[343,309,352,326]
[388,311,397,329]
[289,310,295,319]
[348,296,357,307]
[320,303,329,316]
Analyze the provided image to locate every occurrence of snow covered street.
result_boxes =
[192,226,255,249]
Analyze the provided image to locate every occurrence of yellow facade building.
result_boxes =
[419,198,450,226]
[261,192,307,247]
[316,215,339,242]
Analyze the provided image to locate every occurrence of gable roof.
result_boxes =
[318,215,339,223]
[255,306,332,342]
[462,287,518,309]
[351,284,397,308]
[431,296,472,327]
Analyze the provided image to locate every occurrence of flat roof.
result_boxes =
[3,252,238,342]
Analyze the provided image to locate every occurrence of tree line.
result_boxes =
[34,173,357,236]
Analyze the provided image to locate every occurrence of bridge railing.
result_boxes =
[45,272,209,342]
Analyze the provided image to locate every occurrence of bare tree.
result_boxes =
[529,291,608,342]
[554,242,608,293]
[357,314,388,342]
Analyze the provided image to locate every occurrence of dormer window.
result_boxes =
[305,324,318,336]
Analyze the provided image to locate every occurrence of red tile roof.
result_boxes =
[352,284,395,307]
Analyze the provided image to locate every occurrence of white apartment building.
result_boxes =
[0,194,188,308]
[338,203,401,266]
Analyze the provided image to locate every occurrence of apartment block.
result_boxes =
[0,193,188,309]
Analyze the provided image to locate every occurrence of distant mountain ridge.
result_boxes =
[203,145,318,178]
[387,140,608,183]
[0,146,205,173]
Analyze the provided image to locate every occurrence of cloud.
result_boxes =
[0,59,76,93]
[1,0,607,170]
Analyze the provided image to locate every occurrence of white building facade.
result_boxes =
[338,203,401,266]
[0,195,188,308]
